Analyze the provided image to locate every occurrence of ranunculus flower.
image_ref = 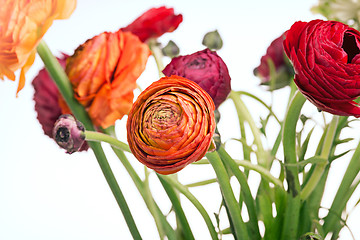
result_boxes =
[121,6,183,42]
[127,76,216,175]
[162,48,231,109]
[0,0,76,94]
[254,34,294,90]
[64,30,151,128]
[284,20,360,116]
[32,54,89,151]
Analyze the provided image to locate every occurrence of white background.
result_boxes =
[1,0,360,239]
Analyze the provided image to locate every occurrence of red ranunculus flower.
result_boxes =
[254,34,293,90]
[121,6,183,42]
[162,48,231,109]
[284,20,360,116]
[32,55,89,152]
[127,76,216,175]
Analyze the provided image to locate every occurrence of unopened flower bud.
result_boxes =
[162,40,180,58]
[202,30,223,50]
[53,114,86,154]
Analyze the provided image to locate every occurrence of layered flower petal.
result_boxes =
[0,0,76,94]
[64,30,151,128]
[127,76,216,175]
[284,20,360,116]
[121,6,183,42]
[162,48,231,108]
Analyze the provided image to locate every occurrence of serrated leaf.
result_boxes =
[330,149,352,162]
[334,138,354,145]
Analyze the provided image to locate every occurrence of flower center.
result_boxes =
[342,32,360,63]
[187,59,206,69]
[55,127,70,143]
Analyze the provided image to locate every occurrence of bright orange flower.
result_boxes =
[127,76,216,175]
[0,0,76,94]
[64,30,151,128]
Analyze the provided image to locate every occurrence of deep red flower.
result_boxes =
[127,76,216,175]
[254,34,293,90]
[162,48,231,108]
[121,6,183,42]
[32,55,88,151]
[284,20,360,116]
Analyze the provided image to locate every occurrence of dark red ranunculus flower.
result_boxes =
[254,33,293,90]
[121,6,183,42]
[162,48,231,109]
[32,55,89,151]
[284,20,360,116]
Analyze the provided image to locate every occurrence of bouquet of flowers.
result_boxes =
[2,0,360,239]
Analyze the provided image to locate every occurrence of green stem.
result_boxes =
[37,40,142,240]
[281,91,306,240]
[234,159,283,188]
[300,116,339,201]
[85,131,131,152]
[157,174,195,240]
[206,151,249,240]
[229,91,268,168]
[323,139,360,235]
[111,147,176,240]
[217,147,261,240]
[157,175,219,240]
[185,178,218,188]
[148,39,165,77]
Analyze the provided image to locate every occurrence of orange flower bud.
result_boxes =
[0,0,76,94]
[127,76,216,175]
[64,30,151,128]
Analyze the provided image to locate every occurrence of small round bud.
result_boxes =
[53,114,86,154]
[162,40,180,58]
[202,30,223,50]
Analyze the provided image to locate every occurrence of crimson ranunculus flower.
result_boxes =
[64,30,151,128]
[162,48,231,109]
[121,6,183,42]
[254,34,294,90]
[284,20,360,116]
[127,76,216,175]
[32,55,88,152]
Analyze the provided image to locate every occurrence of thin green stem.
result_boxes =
[323,139,360,235]
[111,147,176,240]
[37,41,142,239]
[234,159,283,188]
[185,178,217,188]
[85,131,131,152]
[218,147,261,240]
[148,39,165,77]
[229,91,268,168]
[300,116,339,201]
[157,175,219,240]
[281,91,306,240]
[158,174,195,240]
[206,151,249,240]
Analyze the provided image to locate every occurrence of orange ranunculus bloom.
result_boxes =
[0,0,76,94]
[64,30,151,129]
[127,76,216,175]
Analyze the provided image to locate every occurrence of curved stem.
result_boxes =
[217,147,261,240]
[148,39,165,77]
[229,91,268,168]
[85,131,131,152]
[206,151,249,240]
[157,174,195,240]
[37,41,142,240]
[300,116,338,200]
[281,91,306,240]
[157,175,219,240]
[323,139,360,235]
[234,159,283,188]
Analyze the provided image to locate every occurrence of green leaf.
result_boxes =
[284,156,327,167]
